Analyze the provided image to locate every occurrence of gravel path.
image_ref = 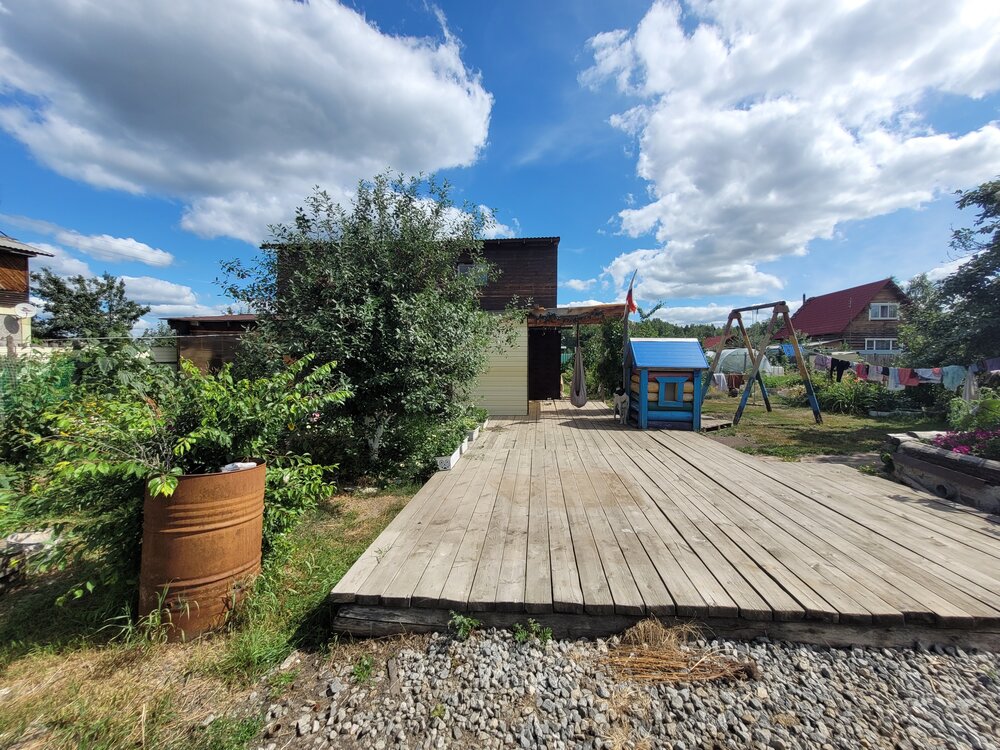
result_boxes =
[254,630,1000,750]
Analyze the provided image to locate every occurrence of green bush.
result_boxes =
[948,388,1000,431]
[8,349,350,603]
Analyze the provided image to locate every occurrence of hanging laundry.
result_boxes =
[914,368,942,384]
[813,354,830,369]
[832,358,851,382]
[963,369,980,402]
[887,368,904,391]
[854,362,869,380]
[896,368,920,387]
[712,373,728,392]
[941,365,967,391]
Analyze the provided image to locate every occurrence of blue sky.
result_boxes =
[1,0,999,329]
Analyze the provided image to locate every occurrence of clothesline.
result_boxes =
[813,354,1000,401]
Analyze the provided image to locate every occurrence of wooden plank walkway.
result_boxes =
[331,401,1000,648]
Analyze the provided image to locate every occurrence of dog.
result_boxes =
[613,389,630,425]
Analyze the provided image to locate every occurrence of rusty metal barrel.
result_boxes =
[138,462,265,640]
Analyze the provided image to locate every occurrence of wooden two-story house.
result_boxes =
[777,278,907,352]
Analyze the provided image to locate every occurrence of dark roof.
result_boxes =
[776,278,903,339]
[629,338,709,370]
[0,233,54,257]
[483,237,559,243]
[162,313,257,323]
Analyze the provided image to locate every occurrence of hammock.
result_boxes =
[570,328,588,407]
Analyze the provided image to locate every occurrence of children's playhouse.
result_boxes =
[626,338,708,430]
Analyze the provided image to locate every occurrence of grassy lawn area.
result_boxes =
[701,394,947,460]
[0,487,414,750]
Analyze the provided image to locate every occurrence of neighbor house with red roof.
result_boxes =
[776,278,907,352]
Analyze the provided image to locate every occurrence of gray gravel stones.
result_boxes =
[254,630,1000,749]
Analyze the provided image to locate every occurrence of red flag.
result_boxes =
[625,278,637,313]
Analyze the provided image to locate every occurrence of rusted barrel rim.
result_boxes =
[171,459,266,481]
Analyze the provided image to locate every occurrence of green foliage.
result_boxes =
[352,654,375,683]
[30,269,150,339]
[5,347,349,603]
[430,704,446,720]
[190,716,265,750]
[512,618,552,644]
[448,611,481,640]
[900,178,1000,365]
[222,173,516,480]
[948,388,1000,431]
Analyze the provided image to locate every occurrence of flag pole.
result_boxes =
[622,269,638,393]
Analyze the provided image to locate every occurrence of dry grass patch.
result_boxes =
[603,620,754,683]
[0,639,245,749]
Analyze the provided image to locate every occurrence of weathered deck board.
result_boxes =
[331,401,1000,644]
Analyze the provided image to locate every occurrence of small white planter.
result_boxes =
[481,418,490,430]
[435,446,461,471]
[467,427,480,443]
[459,437,470,455]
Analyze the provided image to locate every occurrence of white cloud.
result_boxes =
[651,300,801,326]
[480,207,519,239]
[121,276,199,306]
[924,255,974,282]
[29,242,92,276]
[561,278,598,291]
[585,0,1000,299]
[0,0,492,245]
[564,298,616,308]
[0,213,173,266]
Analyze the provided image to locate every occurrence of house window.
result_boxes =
[869,303,899,320]
[865,338,899,351]
[456,263,488,285]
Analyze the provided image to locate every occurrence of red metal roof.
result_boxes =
[776,278,900,339]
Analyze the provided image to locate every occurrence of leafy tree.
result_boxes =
[30,269,150,339]
[222,173,515,478]
[900,178,1000,365]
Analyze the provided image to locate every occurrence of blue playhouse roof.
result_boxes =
[629,338,709,370]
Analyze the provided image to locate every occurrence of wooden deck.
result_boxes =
[331,401,1000,648]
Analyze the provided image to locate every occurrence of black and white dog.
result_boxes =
[612,388,630,425]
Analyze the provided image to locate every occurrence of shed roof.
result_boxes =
[0,232,53,257]
[629,338,709,370]
[162,313,257,323]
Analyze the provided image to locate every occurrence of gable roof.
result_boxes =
[629,338,709,370]
[778,278,903,339]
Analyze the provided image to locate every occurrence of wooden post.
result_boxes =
[700,312,736,406]
[781,305,822,424]
[734,312,772,412]
[733,308,781,426]
[692,373,702,432]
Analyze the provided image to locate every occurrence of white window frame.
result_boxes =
[864,338,899,351]
[869,302,899,320]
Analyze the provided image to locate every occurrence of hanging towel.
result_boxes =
[887,368,904,391]
[814,354,830,369]
[963,369,980,402]
[712,373,728,391]
[570,344,588,407]
[914,368,942,384]
[897,368,920,387]
[942,365,966,391]
[854,363,869,380]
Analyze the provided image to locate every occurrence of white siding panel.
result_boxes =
[471,322,528,416]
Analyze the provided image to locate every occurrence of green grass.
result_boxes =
[702,397,946,460]
[0,489,412,749]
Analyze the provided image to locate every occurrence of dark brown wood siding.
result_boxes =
[476,238,558,312]
[842,286,905,349]
[0,253,29,306]
[528,328,562,400]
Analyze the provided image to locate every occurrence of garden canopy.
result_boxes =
[705,347,778,375]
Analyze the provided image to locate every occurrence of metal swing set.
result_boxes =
[700,301,822,427]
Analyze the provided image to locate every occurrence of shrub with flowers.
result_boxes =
[931,428,1000,461]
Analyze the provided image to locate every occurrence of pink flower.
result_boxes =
[952,445,971,454]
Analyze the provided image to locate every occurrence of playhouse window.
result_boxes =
[655,376,687,407]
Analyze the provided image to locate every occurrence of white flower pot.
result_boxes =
[435,446,461,471]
